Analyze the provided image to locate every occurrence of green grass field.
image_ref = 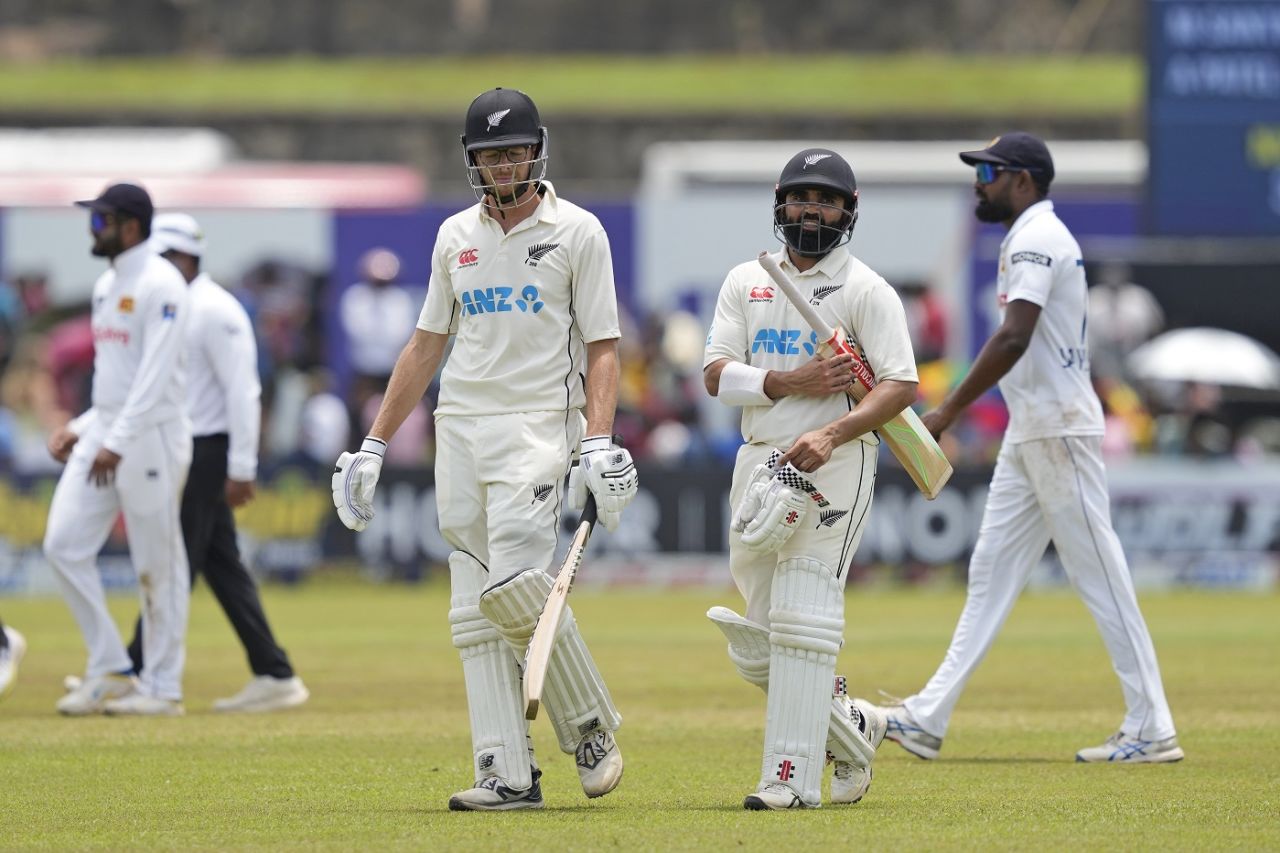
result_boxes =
[2,581,1276,851]
[0,54,1139,117]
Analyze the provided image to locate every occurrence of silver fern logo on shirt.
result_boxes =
[525,243,560,267]
[808,284,843,307]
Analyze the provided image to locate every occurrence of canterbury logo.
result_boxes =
[486,109,511,130]
[531,484,553,504]
[525,243,560,266]
[458,248,479,266]
[818,509,848,528]
[804,153,832,168]
[809,284,843,306]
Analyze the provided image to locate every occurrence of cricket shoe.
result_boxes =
[448,768,544,811]
[871,694,943,760]
[575,730,623,798]
[1075,731,1185,764]
[213,676,310,713]
[743,783,813,811]
[831,698,888,805]
[103,692,185,717]
[56,673,138,716]
[0,627,26,700]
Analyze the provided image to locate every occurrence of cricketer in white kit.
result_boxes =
[44,183,193,717]
[704,149,919,809]
[864,133,1183,764]
[331,88,638,811]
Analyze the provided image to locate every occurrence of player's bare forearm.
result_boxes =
[583,338,620,435]
[930,300,1040,431]
[368,329,448,442]
[763,353,854,399]
[828,379,919,445]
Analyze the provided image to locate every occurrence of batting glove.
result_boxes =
[730,462,776,534]
[331,436,387,532]
[569,435,638,532]
[737,467,807,554]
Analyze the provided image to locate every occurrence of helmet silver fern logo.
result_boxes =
[486,108,511,131]
[803,153,833,169]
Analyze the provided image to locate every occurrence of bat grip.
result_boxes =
[580,493,598,527]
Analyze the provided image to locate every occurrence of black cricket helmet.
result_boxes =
[772,148,859,257]
[461,87,549,207]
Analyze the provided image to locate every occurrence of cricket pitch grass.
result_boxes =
[2,579,1276,851]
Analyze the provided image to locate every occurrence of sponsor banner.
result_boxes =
[2,458,1276,593]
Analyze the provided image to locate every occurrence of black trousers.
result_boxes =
[128,434,293,679]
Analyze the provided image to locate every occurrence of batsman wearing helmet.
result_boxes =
[703,149,920,809]
[332,88,637,810]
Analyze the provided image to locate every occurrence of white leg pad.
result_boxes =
[762,557,845,807]
[449,553,532,790]
[708,605,871,769]
[480,568,622,754]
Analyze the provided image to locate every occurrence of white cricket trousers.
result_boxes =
[904,435,1176,741]
[44,420,192,700]
[435,410,581,582]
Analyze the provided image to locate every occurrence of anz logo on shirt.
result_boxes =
[751,328,819,356]
[461,285,545,316]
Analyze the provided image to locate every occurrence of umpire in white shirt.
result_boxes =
[129,213,309,713]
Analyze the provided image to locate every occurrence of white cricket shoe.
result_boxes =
[575,729,623,798]
[743,782,812,810]
[448,768,545,811]
[1076,731,1185,763]
[873,698,943,760]
[56,673,138,716]
[213,676,310,713]
[0,627,26,700]
[103,692,185,716]
[831,698,888,804]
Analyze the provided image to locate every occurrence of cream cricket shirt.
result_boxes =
[71,241,190,455]
[995,200,1105,443]
[417,182,621,416]
[704,247,918,448]
[185,273,261,481]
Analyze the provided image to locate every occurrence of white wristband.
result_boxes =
[361,436,388,457]
[717,361,774,407]
[581,435,611,454]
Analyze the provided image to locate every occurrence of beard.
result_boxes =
[975,194,1014,223]
[90,234,122,258]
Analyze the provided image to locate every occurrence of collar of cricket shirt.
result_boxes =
[112,239,154,278]
[782,244,851,281]
[479,180,560,235]
[1003,198,1055,248]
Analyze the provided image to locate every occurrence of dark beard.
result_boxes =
[91,235,121,258]
[975,196,1013,223]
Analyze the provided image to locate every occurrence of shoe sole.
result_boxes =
[886,732,941,760]
[103,705,184,717]
[448,797,544,811]
[1075,749,1185,764]
[743,795,809,810]
[583,763,623,799]
[213,691,310,713]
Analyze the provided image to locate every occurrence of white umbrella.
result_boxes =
[1127,328,1280,390]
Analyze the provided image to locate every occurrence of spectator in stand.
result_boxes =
[898,281,948,363]
[1087,261,1164,383]
[340,248,420,434]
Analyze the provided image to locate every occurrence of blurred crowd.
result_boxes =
[1,253,1276,477]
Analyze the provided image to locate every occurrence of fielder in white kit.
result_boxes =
[704,149,919,809]
[44,183,193,716]
[864,133,1183,764]
[331,87,638,810]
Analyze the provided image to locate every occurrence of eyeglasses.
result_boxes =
[975,162,1041,185]
[474,145,534,167]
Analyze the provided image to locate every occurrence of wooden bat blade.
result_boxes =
[523,497,597,720]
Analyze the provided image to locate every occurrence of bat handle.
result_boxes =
[580,492,598,526]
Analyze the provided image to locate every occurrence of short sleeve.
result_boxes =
[417,239,459,334]
[851,281,918,384]
[1004,236,1056,308]
[571,228,621,342]
[703,270,749,367]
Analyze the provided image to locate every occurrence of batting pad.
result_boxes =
[448,553,533,791]
[763,557,845,807]
[480,569,622,754]
[708,605,872,769]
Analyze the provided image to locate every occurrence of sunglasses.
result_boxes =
[975,162,1041,185]
[89,210,112,233]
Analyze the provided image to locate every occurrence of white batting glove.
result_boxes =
[569,435,638,532]
[730,462,775,534]
[331,436,387,532]
[738,470,807,554]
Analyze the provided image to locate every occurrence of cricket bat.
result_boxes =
[757,251,953,500]
[523,493,598,720]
